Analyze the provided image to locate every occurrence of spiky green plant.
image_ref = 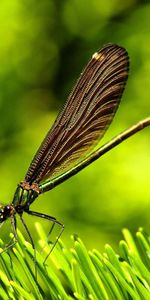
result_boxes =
[0,224,150,300]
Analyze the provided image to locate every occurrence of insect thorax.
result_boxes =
[12,181,40,208]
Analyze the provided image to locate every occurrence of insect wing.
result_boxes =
[25,44,129,186]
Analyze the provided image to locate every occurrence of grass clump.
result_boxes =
[0,225,150,300]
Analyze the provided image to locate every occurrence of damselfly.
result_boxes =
[0,44,149,262]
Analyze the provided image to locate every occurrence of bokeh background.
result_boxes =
[0,0,149,252]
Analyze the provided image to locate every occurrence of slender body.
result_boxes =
[0,44,149,259]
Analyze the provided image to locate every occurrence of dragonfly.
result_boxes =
[0,44,149,263]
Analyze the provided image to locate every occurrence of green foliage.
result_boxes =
[0,0,149,251]
[0,224,150,299]
[0,3,149,298]
[0,0,149,274]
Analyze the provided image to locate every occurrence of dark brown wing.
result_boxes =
[25,44,129,184]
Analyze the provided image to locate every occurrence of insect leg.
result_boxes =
[19,214,37,279]
[0,216,18,255]
[26,210,64,264]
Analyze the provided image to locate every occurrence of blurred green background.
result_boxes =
[0,0,149,252]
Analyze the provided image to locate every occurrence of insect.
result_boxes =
[0,44,149,262]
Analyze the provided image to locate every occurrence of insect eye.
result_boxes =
[0,208,4,213]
